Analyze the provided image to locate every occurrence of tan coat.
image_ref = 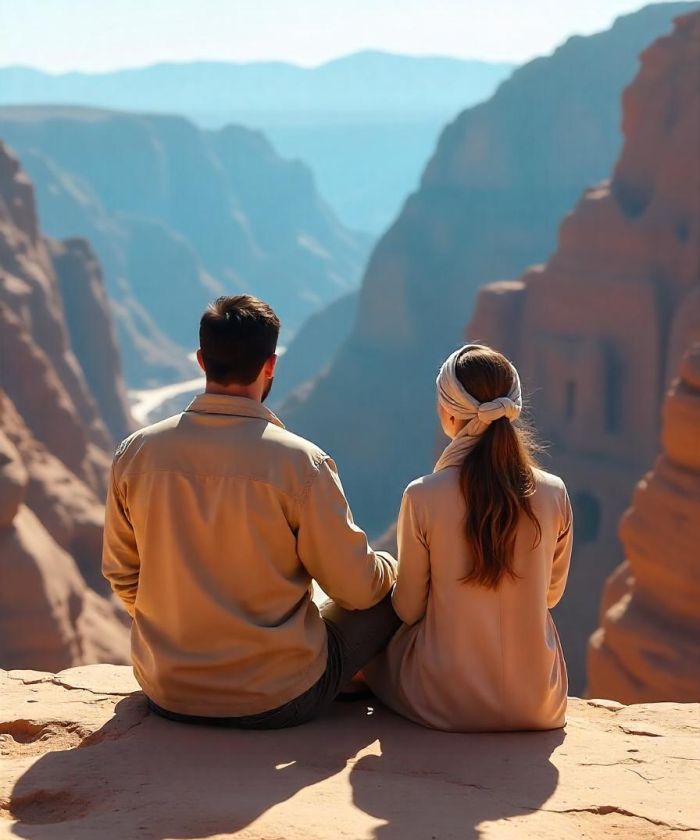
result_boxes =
[365,467,573,732]
[103,394,396,717]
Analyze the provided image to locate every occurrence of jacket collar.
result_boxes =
[185,393,285,428]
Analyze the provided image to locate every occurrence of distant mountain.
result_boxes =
[0,107,370,387]
[280,2,697,539]
[0,53,515,233]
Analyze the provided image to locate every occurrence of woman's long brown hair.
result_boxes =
[455,345,541,588]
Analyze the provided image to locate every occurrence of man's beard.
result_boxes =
[262,377,274,403]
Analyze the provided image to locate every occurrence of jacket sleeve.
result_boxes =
[102,463,139,617]
[296,457,397,610]
[392,489,430,625]
[548,488,574,608]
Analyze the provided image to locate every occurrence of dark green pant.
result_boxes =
[147,593,400,729]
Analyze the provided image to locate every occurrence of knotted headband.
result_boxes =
[434,345,523,471]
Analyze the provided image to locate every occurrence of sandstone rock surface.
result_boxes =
[0,665,698,839]
[467,9,700,690]
[0,142,130,669]
[587,346,700,702]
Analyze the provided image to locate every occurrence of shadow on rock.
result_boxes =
[9,694,565,839]
[350,712,565,840]
[8,693,378,838]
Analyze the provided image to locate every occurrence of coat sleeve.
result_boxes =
[296,457,397,610]
[547,487,574,608]
[392,489,431,625]
[102,462,139,617]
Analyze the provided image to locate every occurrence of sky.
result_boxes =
[0,0,684,72]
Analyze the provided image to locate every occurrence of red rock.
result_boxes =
[0,416,128,671]
[0,142,131,669]
[587,346,700,702]
[467,11,700,689]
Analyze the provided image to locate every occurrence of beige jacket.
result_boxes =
[365,467,573,732]
[103,394,396,717]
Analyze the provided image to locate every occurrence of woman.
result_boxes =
[365,344,573,732]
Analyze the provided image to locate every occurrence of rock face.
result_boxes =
[466,10,700,691]
[280,3,694,540]
[0,665,698,839]
[587,346,700,702]
[0,141,130,670]
[0,108,371,387]
[271,292,359,410]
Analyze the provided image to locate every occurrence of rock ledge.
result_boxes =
[0,665,698,839]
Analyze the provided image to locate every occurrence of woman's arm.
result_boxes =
[547,488,574,608]
[392,488,431,625]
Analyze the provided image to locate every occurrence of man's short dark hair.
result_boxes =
[199,295,280,385]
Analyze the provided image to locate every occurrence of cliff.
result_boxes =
[0,141,130,669]
[280,3,695,540]
[0,109,370,387]
[587,346,700,702]
[0,665,697,838]
[466,10,700,691]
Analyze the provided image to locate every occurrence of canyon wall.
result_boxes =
[587,345,700,702]
[280,3,694,541]
[467,10,700,688]
[0,109,370,387]
[0,141,130,669]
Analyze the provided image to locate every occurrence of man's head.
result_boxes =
[197,295,280,402]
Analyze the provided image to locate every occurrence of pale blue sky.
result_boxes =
[0,0,682,72]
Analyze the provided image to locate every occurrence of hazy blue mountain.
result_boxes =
[270,292,359,410]
[281,2,697,539]
[0,52,515,232]
[0,107,369,387]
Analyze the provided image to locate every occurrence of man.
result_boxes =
[103,295,398,728]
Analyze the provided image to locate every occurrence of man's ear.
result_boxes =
[265,354,278,378]
[196,349,206,372]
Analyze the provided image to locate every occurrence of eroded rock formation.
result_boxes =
[280,3,693,541]
[0,665,698,838]
[0,141,130,669]
[466,10,700,689]
[587,346,700,702]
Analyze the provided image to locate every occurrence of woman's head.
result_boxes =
[437,344,541,588]
[437,344,521,439]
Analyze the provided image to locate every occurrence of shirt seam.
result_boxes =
[116,467,302,503]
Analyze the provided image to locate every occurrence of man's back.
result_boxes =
[103,393,395,717]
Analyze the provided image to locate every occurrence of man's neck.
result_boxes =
[204,382,261,402]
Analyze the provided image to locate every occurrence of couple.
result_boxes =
[103,294,573,733]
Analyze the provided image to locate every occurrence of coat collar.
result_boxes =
[185,393,285,428]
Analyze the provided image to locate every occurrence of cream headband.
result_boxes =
[436,344,522,437]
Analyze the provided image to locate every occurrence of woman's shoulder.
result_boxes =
[532,467,567,493]
[532,468,571,517]
[403,469,460,505]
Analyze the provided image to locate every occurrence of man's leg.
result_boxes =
[146,594,400,730]
[319,592,401,688]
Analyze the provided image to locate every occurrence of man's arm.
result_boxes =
[296,457,396,610]
[102,463,139,617]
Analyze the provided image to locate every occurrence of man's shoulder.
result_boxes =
[263,423,329,470]
[113,413,184,462]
